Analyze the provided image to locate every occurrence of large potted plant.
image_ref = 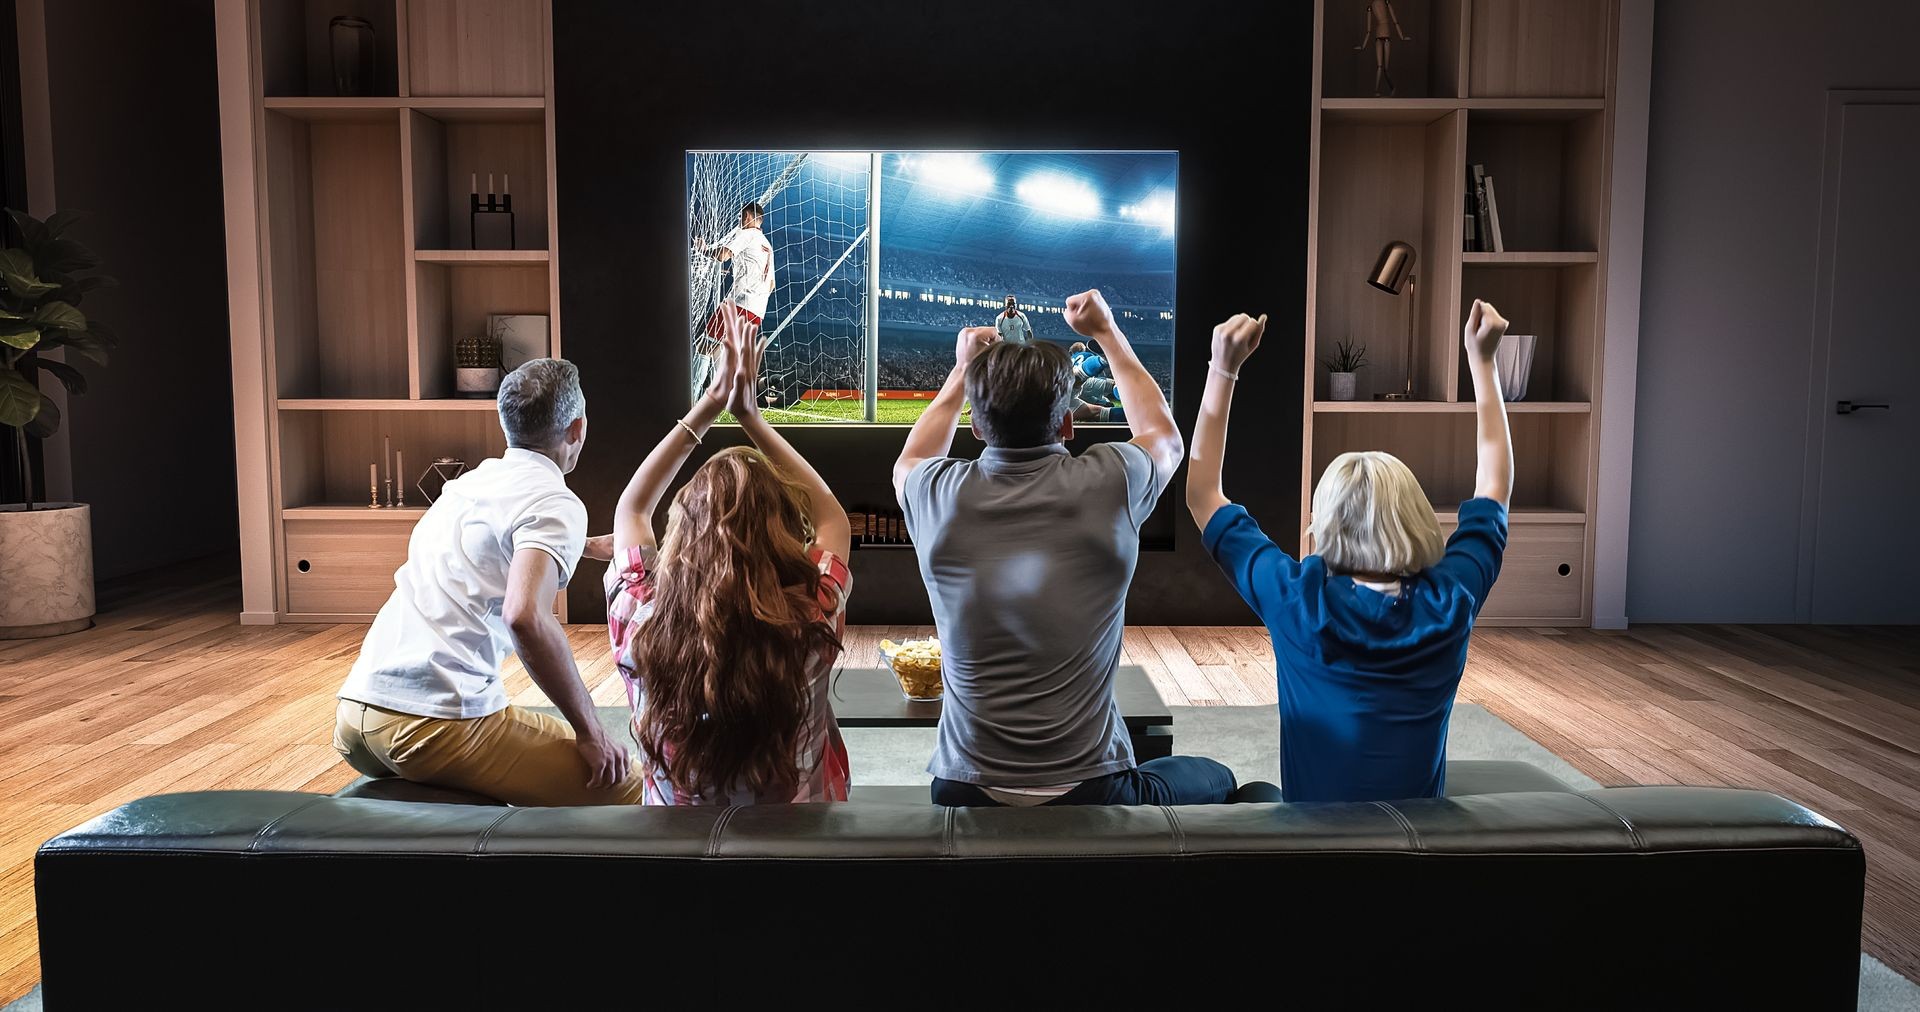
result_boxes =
[0,210,115,638]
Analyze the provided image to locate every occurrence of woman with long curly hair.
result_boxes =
[604,322,854,804]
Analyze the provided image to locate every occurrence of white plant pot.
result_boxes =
[455,367,503,398]
[1328,372,1358,401]
[0,502,95,639]
[1496,334,1538,401]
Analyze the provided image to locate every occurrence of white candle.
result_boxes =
[369,462,377,491]
[395,449,403,497]
[383,435,391,488]
[470,172,477,195]
[503,173,510,196]
[488,173,495,197]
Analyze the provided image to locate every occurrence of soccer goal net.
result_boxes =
[687,152,871,409]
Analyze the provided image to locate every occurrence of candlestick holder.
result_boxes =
[470,192,516,250]
[368,467,382,509]
[384,478,395,509]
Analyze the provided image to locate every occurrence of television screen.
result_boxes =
[686,151,1177,424]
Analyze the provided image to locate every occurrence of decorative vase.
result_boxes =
[1329,371,1358,401]
[329,16,376,97]
[0,503,95,639]
[1496,334,1538,401]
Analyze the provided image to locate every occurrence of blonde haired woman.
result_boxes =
[1185,300,1513,802]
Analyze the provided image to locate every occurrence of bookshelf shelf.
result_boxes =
[1312,400,1590,413]
[283,504,429,521]
[415,249,549,264]
[280,398,498,411]
[1462,251,1597,266]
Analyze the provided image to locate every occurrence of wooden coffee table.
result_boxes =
[831,664,1173,760]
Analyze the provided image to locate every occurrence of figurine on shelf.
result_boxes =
[1354,0,1412,97]
[455,334,503,398]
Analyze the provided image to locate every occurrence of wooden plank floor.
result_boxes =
[0,564,1914,999]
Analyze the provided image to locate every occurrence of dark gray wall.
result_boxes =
[1628,0,1920,622]
[42,0,235,579]
[553,0,1311,626]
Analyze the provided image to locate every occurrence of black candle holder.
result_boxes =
[470,192,516,250]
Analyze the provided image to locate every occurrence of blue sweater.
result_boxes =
[1202,498,1509,803]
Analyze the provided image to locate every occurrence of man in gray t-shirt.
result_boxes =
[893,290,1237,807]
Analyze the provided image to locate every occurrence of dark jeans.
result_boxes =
[932,755,1241,807]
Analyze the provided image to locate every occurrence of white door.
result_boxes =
[1806,100,1920,623]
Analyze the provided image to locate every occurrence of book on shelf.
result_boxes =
[1469,163,1494,255]
[1484,175,1506,253]
[1463,187,1478,252]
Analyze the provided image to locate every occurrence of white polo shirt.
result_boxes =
[340,448,587,719]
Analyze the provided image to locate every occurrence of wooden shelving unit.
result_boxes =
[1304,0,1618,625]
[229,0,558,622]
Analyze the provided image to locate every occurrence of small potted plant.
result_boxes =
[0,209,116,638]
[1321,337,1368,401]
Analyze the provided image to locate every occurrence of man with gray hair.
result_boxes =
[333,358,643,804]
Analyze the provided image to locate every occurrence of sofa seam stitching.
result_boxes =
[1161,806,1187,857]
[1577,792,1646,850]
[246,796,330,854]
[706,807,738,858]
[472,808,522,855]
[1372,800,1423,852]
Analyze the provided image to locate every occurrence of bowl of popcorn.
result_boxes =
[879,637,944,701]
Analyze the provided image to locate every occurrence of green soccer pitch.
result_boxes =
[716,397,970,426]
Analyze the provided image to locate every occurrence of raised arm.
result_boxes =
[1462,298,1513,507]
[503,548,625,788]
[1185,312,1268,531]
[728,328,852,560]
[893,326,996,501]
[612,336,732,556]
[1063,289,1183,488]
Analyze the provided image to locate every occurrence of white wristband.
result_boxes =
[675,418,702,445]
[1209,361,1241,382]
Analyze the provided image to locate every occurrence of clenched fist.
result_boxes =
[1063,289,1118,339]
[1210,312,1269,372]
[956,326,997,369]
[1464,299,1509,360]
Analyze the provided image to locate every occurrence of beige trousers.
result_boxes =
[333,698,646,806]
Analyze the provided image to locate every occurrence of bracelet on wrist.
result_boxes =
[1209,361,1241,382]
[675,418,702,446]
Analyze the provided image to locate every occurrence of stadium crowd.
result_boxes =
[881,248,1173,308]
[879,300,1174,344]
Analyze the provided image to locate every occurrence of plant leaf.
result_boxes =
[42,328,107,366]
[0,249,54,299]
[40,238,99,276]
[5,208,48,251]
[81,318,117,348]
[0,367,40,427]
[36,357,86,395]
[0,321,39,350]
[42,209,87,238]
[23,391,59,438]
[30,301,84,331]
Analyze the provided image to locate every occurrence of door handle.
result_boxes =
[1836,400,1891,415]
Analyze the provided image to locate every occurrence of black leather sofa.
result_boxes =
[36,761,1863,1008]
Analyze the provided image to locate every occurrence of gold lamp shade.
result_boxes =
[1367,240,1416,295]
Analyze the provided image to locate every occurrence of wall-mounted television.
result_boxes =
[686,150,1177,425]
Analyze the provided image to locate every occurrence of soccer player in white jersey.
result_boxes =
[994,294,1034,345]
[694,201,775,396]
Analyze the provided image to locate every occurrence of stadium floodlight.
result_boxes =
[1016,173,1101,218]
[904,153,994,195]
[1120,189,1176,232]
